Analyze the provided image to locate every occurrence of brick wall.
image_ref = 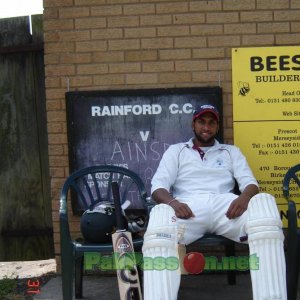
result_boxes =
[43,0,300,269]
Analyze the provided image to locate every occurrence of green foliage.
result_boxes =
[0,276,17,297]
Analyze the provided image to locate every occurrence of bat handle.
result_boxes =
[112,181,126,231]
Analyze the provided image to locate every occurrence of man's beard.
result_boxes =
[194,131,216,146]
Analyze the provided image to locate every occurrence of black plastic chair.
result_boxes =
[59,165,148,299]
[283,163,300,300]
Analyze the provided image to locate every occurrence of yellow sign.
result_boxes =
[232,46,300,227]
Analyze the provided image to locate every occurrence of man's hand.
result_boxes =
[226,195,249,219]
[152,188,195,219]
[226,184,259,219]
[169,200,195,219]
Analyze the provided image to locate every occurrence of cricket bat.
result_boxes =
[112,181,143,300]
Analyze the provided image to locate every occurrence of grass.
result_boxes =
[0,276,19,299]
[0,273,56,300]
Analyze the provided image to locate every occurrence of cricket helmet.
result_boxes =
[80,202,117,243]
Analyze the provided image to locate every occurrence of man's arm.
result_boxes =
[152,188,195,219]
[226,183,259,219]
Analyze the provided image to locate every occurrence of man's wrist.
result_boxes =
[240,193,252,203]
[167,199,178,206]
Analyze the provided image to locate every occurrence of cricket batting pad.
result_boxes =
[246,193,287,300]
[142,204,180,300]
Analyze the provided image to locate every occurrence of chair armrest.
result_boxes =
[286,199,298,268]
[287,199,297,237]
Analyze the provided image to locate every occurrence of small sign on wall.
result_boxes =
[66,87,223,214]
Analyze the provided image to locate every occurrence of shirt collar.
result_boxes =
[187,138,220,149]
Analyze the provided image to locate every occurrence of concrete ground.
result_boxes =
[1,258,298,299]
[34,272,254,300]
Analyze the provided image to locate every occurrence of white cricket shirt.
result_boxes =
[151,138,258,200]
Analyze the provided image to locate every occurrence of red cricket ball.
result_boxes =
[183,252,206,274]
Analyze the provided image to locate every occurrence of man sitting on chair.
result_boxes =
[142,104,286,300]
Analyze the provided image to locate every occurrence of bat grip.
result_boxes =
[112,181,126,231]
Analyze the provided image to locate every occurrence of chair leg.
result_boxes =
[61,244,74,300]
[225,242,236,285]
[75,255,84,299]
